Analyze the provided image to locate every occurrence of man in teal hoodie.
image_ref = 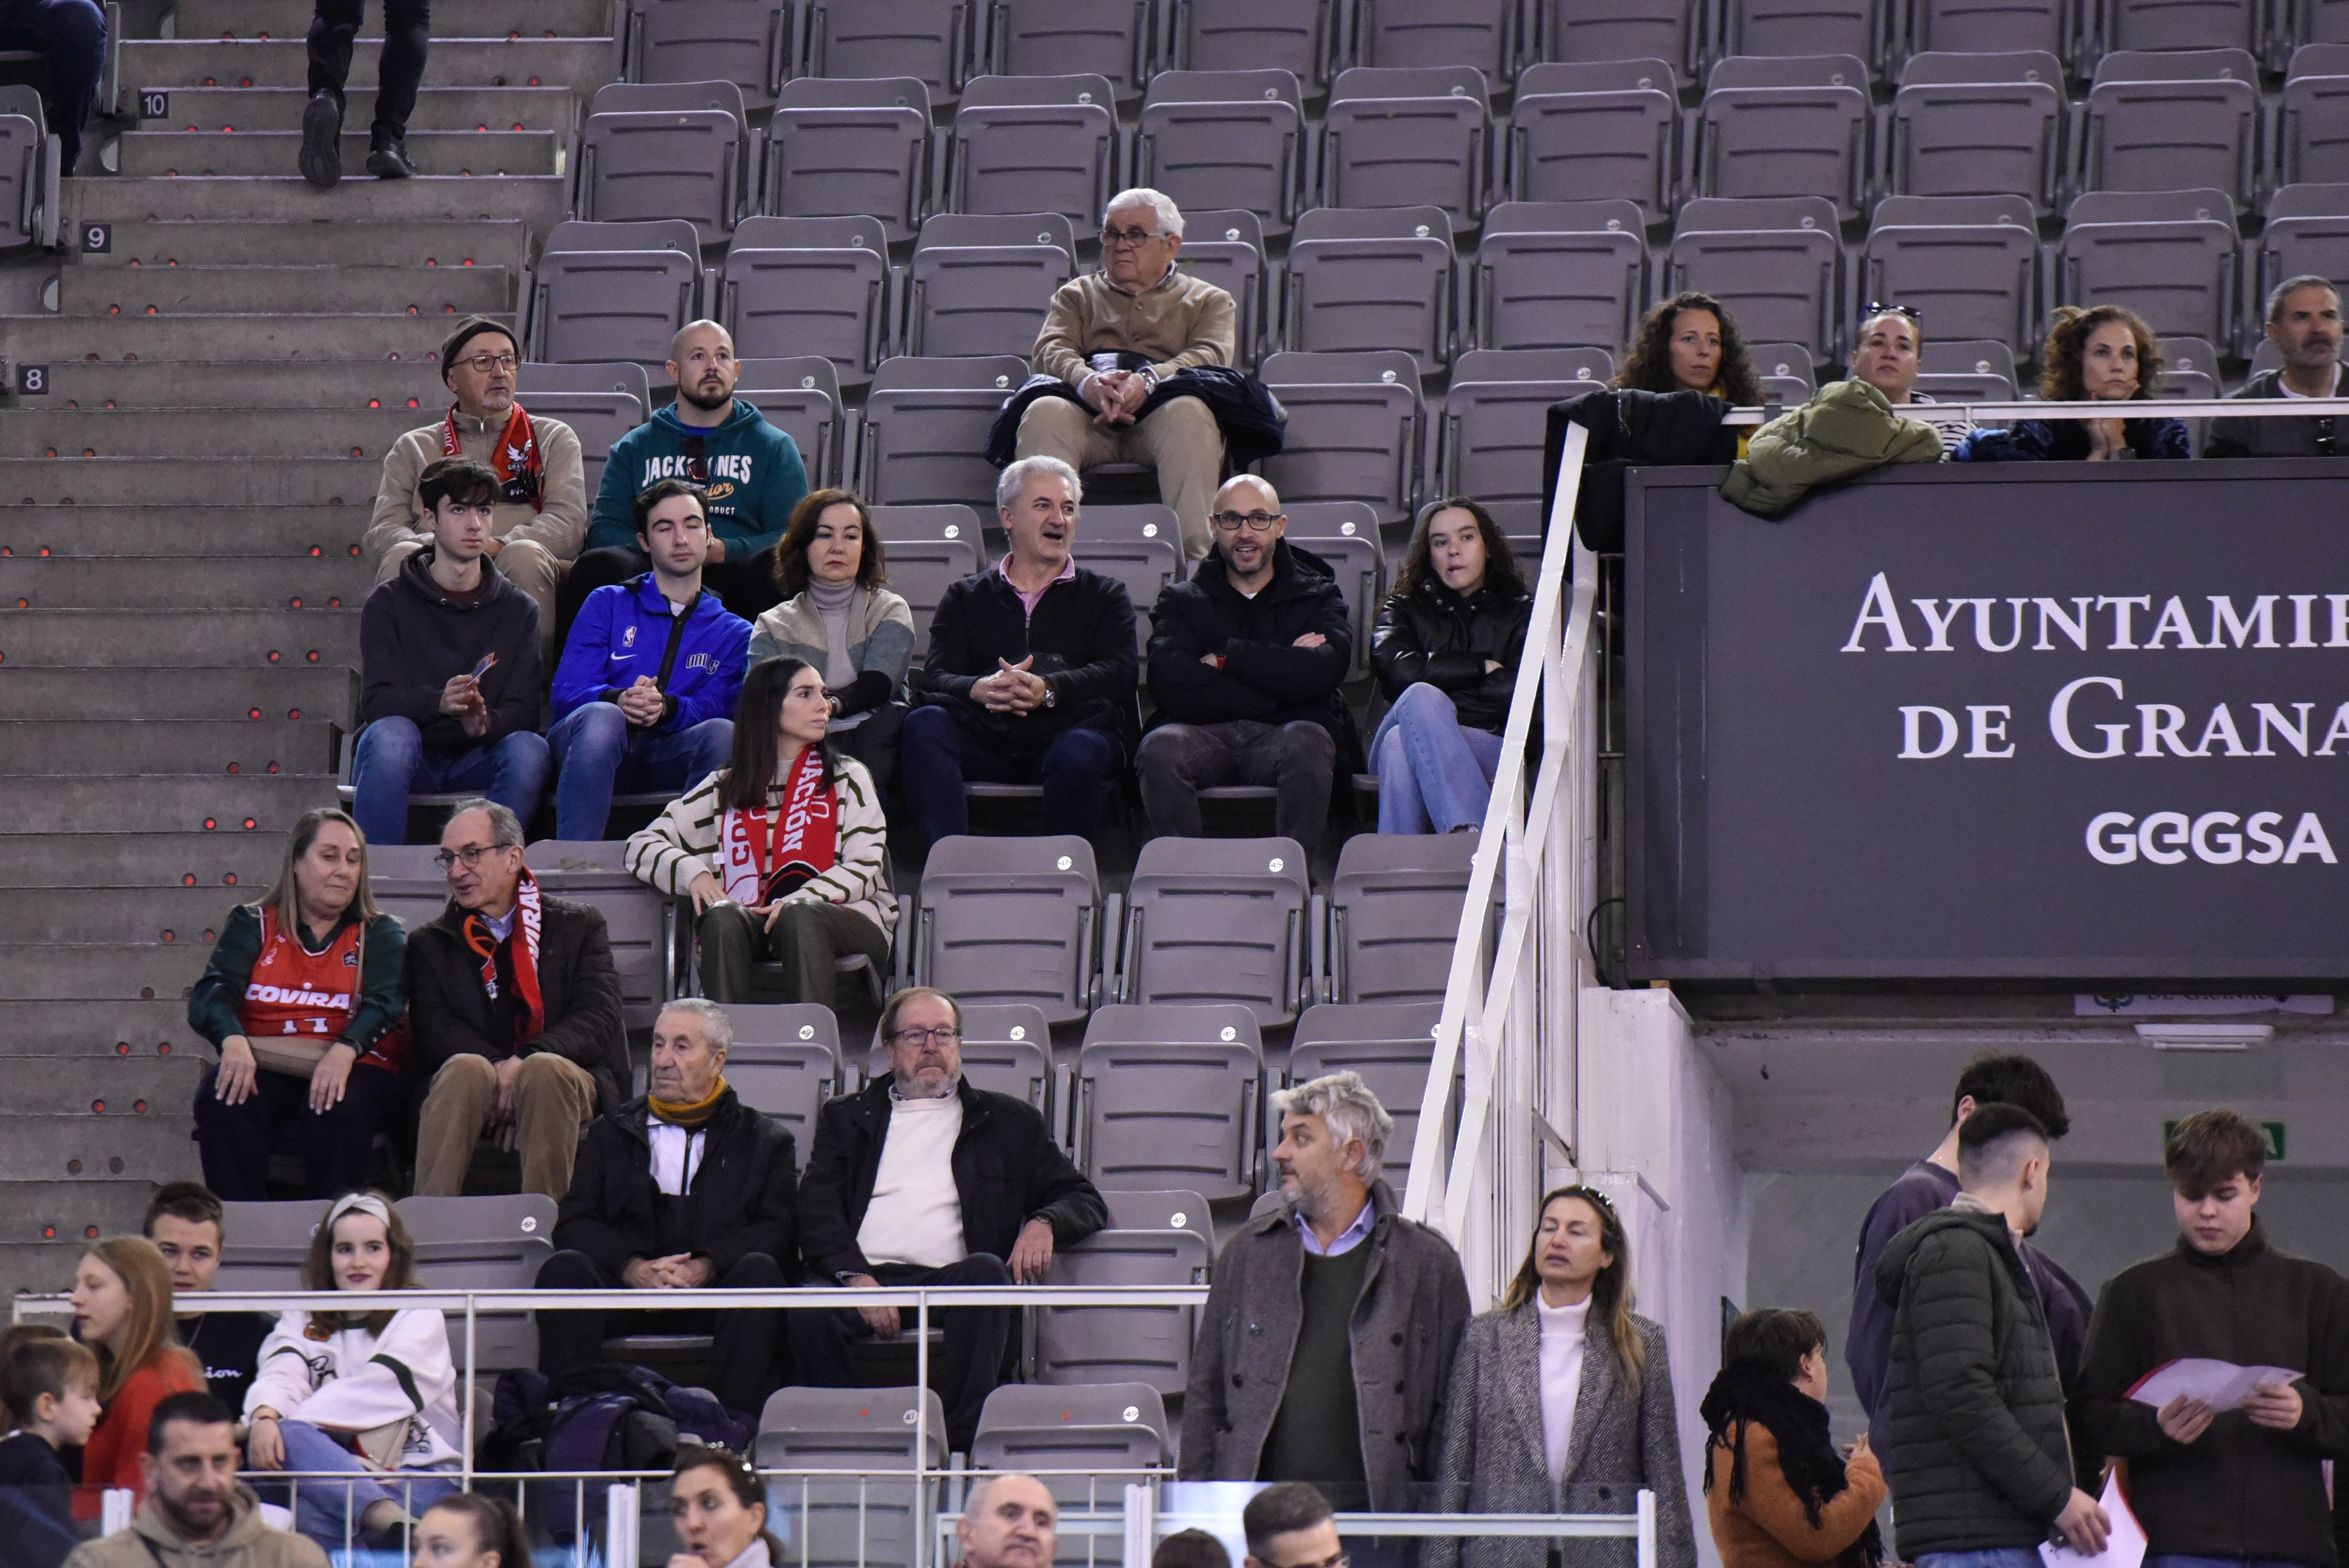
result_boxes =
[562,319,808,638]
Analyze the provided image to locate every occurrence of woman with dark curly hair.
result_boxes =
[1954,305,2189,462]
[1616,292,1765,406]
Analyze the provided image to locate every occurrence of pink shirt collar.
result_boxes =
[1000,553,1077,619]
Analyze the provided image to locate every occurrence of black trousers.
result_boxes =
[535,1248,786,1417]
[555,544,784,649]
[785,1254,1010,1449]
[308,0,429,137]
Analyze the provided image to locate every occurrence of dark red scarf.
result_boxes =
[443,402,544,512]
[719,745,840,905]
[462,868,545,1043]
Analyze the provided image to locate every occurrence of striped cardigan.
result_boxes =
[623,753,898,939]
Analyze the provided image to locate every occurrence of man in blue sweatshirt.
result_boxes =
[548,478,750,840]
[564,320,808,638]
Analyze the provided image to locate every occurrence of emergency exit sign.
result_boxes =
[2165,1120,2285,1160]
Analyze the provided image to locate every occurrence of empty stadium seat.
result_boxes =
[858,355,1029,505]
[1165,0,1336,89]
[2083,51,2260,211]
[1257,349,1425,525]
[756,1386,944,1568]
[973,1383,1169,1480]
[512,388,644,498]
[1698,55,1872,220]
[1098,1188,1217,1248]
[622,0,791,106]
[1285,1001,1452,1177]
[1923,336,2022,381]
[721,1003,850,1146]
[527,248,700,369]
[523,840,677,1029]
[948,74,1121,229]
[215,1200,319,1292]
[395,1194,554,1373]
[805,0,973,102]
[1666,196,1846,362]
[1507,61,1680,225]
[734,355,849,488]
[523,360,655,409]
[722,222,891,388]
[592,78,759,201]
[765,77,935,244]
[1080,505,1184,652]
[1326,833,1478,1004]
[1171,208,1270,366]
[1031,1230,1212,1393]
[865,1001,1057,1114]
[1472,199,1648,353]
[2254,184,2349,350]
[908,834,1105,1024]
[1723,0,1887,68]
[579,109,747,243]
[2158,333,2226,397]
[1074,1002,1266,1194]
[1321,66,1493,230]
[1135,70,1308,238]
[1861,196,2043,357]
[1355,0,1519,80]
[1530,0,1697,77]
[1116,837,1312,1026]
[1890,52,2065,211]
[1280,502,1385,682]
[2056,189,2241,347]
[1284,205,1456,371]
[1753,338,1818,403]
[1909,0,2072,55]
[541,216,705,258]
[1441,349,1615,532]
[0,110,47,250]
[2278,55,2349,187]
[986,0,1157,98]
[871,503,988,658]
[907,212,1077,358]
[2099,0,2258,54]
[366,843,454,934]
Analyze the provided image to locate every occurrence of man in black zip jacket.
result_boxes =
[791,985,1107,1452]
[2072,1109,2349,1568]
[1137,475,1352,851]
[538,999,796,1417]
[901,456,1138,851]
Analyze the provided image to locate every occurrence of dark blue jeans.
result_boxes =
[307,0,429,137]
[547,701,732,840]
[0,0,104,172]
[192,1060,404,1202]
[348,717,550,846]
[898,704,1123,848]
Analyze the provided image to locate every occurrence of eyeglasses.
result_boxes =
[1101,226,1165,248]
[457,352,519,374]
[434,844,506,871]
[683,434,710,484]
[889,1026,963,1048]
[1210,511,1284,533]
[1862,301,1922,322]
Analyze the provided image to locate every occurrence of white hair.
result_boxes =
[997,454,1083,512]
[657,997,733,1054]
[1273,1071,1394,1182]
[1104,187,1184,238]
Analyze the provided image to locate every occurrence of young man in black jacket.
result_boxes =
[2071,1110,2349,1568]
[351,457,549,846]
[901,456,1138,852]
[538,1000,796,1416]
[1137,475,1352,851]
[791,985,1108,1451]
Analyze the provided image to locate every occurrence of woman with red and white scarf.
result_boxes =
[625,658,897,1005]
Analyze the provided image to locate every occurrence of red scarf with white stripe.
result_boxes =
[462,868,545,1043]
[443,403,544,512]
[719,746,839,905]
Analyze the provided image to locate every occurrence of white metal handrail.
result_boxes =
[1720,394,2349,424]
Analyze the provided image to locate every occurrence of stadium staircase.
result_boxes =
[0,0,614,1300]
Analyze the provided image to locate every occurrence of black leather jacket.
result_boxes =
[1370,576,1534,734]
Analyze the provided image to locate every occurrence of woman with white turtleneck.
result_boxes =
[748,488,915,794]
[667,1443,784,1568]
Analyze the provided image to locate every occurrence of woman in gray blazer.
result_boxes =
[1427,1185,1698,1568]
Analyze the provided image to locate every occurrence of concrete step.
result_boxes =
[55,263,513,317]
[0,944,208,1000]
[68,173,566,230]
[2,457,376,505]
[0,1111,202,1181]
[0,774,339,832]
[1,311,504,367]
[122,37,618,92]
[0,999,212,1053]
[70,217,529,271]
[0,557,368,609]
[6,406,452,459]
[118,129,560,180]
[14,359,447,408]
[0,1057,206,1114]
[164,0,616,43]
[0,507,371,557]
[0,667,356,722]
[0,886,321,945]
[0,831,291,888]
[0,608,360,667]
[8,1179,174,1237]
[149,85,580,136]
[0,720,338,776]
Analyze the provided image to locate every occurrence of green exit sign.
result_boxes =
[2164,1120,2285,1160]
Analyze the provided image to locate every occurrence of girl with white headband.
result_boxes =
[241,1192,462,1548]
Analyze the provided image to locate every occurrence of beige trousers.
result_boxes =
[1015,393,1222,563]
[377,538,563,659]
[412,1052,596,1200]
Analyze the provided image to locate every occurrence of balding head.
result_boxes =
[957,1474,1056,1568]
[1209,474,1286,589]
[669,320,738,417]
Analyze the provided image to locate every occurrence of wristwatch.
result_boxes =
[1040,682,1058,708]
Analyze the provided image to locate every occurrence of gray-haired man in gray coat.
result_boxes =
[1179,1072,1471,1514]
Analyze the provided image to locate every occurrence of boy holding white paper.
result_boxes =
[2071,1110,2349,1568]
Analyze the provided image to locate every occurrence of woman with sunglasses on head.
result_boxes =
[1955,305,2190,462]
[668,1443,785,1568]
[1846,305,1980,455]
[186,806,410,1202]
[1427,1187,1698,1568]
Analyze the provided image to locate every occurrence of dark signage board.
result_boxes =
[1626,460,2349,982]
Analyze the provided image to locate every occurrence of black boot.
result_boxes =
[299,90,342,188]
[366,127,418,179]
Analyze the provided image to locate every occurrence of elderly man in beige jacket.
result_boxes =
[366,316,587,654]
[1014,187,1237,563]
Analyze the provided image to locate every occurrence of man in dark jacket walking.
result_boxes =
[791,985,1107,1450]
[351,457,549,846]
[2206,278,2345,460]
[1877,1103,2109,1568]
[407,801,629,1201]
[2071,1109,2349,1568]
[1137,476,1351,850]
[538,999,797,1416]
[901,457,1139,851]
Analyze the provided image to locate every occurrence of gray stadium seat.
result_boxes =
[948,74,1120,228]
[1507,61,1680,225]
[857,355,1029,505]
[1256,349,1425,525]
[805,0,973,100]
[2099,0,2257,53]
[527,249,700,368]
[523,840,677,1029]
[1697,57,1872,219]
[2277,67,2349,187]
[1284,1001,1451,1179]
[722,239,889,388]
[541,217,706,259]
[526,360,656,409]
[756,1386,945,1568]
[2083,50,2259,210]
[1030,1232,1211,1394]
[1080,505,1184,654]
[1440,349,1614,532]
[1172,220,1269,367]
[514,390,644,498]
[1722,0,1886,69]
[917,209,1081,252]
[0,110,42,250]
[396,1194,554,1372]
[2256,191,2349,350]
[910,834,1105,1024]
[721,1005,850,1147]
[870,503,988,658]
[1530,0,1698,77]
[1098,1188,1216,1250]
[1922,336,2021,380]
[1355,0,1519,80]
[986,0,1156,97]
[1751,338,1818,398]
[1860,212,2043,358]
[1280,502,1384,682]
[2056,201,2240,347]
[1889,53,2065,210]
[1326,832,1477,1005]
[735,356,848,488]
[1913,370,2019,404]
[622,0,791,106]
[579,110,746,242]
[1666,195,1847,361]
[866,1002,1056,1115]
[906,234,1075,358]
[591,78,759,206]
[1284,205,1456,372]
[973,1383,1169,1481]
[215,1200,320,1292]
[1074,1002,1266,1195]
[1320,66,1493,231]
[1472,200,1647,353]
[1910,0,2072,54]
[2158,333,2224,391]
[1166,0,1337,90]
[1116,838,1311,1026]
[1135,70,1309,238]
[765,77,935,244]
[365,844,454,935]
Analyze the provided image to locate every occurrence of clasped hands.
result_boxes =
[973,656,1050,714]
[623,1254,716,1289]
[616,675,667,728]
[1084,369,1151,426]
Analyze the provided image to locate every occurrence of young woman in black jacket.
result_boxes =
[1368,498,1534,833]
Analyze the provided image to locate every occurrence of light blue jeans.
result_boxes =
[1916,1548,2048,1568]
[348,717,550,846]
[276,1418,457,1548]
[547,700,733,840]
[1370,683,1505,833]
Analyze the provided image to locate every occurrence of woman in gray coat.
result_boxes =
[1427,1185,1698,1568]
